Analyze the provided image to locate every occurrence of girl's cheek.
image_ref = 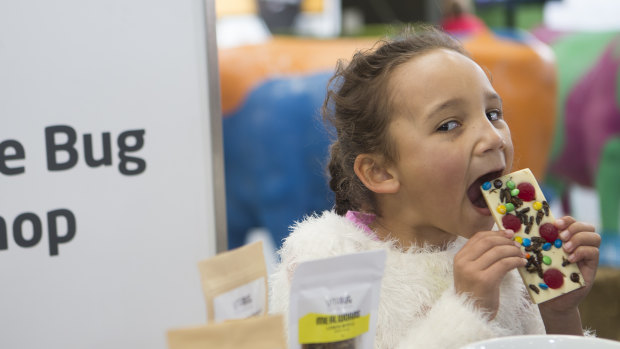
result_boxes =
[435,150,466,173]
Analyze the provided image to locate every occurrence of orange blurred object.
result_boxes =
[219,37,376,115]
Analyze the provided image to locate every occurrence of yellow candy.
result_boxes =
[497,204,506,214]
[533,201,543,211]
[514,236,523,244]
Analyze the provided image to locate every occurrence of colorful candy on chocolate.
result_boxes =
[480,168,585,304]
[517,182,536,201]
[502,214,521,232]
[543,269,564,289]
[539,223,559,243]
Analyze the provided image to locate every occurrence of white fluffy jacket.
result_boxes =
[269,210,546,349]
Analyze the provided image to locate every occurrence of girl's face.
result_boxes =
[385,48,514,239]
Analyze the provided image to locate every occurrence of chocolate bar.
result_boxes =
[480,168,585,304]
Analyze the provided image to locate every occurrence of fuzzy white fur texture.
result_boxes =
[269,210,547,349]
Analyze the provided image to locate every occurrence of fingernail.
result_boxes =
[556,219,565,227]
[514,241,522,248]
[568,253,576,262]
[563,241,573,252]
[504,229,514,237]
[560,230,570,240]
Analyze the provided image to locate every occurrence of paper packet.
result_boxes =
[289,250,387,349]
[167,314,286,349]
[197,241,267,323]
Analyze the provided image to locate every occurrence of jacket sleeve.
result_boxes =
[395,288,514,349]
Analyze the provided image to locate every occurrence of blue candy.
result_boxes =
[482,181,492,190]
[543,242,552,251]
[539,283,549,290]
[522,238,531,247]
[554,239,562,248]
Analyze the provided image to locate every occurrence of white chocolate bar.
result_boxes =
[480,168,584,304]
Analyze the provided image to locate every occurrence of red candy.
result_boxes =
[539,223,559,242]
[517,182,536,201]
[543,268,564,289]
[502,214,521,232]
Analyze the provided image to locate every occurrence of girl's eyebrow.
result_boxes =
[486,92,503,105]
[427,92,503,119]
[427,98,466,118]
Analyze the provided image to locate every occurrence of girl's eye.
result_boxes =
[437,120,460,132]
[487,110,502,121]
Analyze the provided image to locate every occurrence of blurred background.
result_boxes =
[216,0,620,340]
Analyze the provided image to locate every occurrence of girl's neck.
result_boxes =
[369,214,457,249]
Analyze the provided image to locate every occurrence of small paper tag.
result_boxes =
[213,276,266,322]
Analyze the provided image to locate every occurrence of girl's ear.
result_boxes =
[353,154,399,194]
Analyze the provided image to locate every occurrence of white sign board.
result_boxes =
[0,0,225,348]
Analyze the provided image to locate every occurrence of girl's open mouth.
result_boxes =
[467,170,503,213]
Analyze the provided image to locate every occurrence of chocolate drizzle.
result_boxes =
[525,254,544,278]
[536,210,544,225]
[510,195,523,209]
[500,188,509,203]
[525,216,534,234]
[516,208,534,234]
[543,201,550,216]
[562,256,571,267]
[517,207,530,216]
[523,237,546,278]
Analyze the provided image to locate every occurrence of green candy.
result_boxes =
[543,256,552,265]
[506,180,516,190]
[511,188,520,197]
[505,203,515,212]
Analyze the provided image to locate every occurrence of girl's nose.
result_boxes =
[475,118,506,155]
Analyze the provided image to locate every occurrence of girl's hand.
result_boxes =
[538,216,600,334]
[453,229,526,319]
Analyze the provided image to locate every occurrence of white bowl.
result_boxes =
[460,335,620,349]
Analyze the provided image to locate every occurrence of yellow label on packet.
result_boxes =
[298,312,369,344]
[301,0,324,13]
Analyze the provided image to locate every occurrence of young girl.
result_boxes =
[269,26,601,348]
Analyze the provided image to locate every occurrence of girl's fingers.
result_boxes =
[556,217,595,242]
[563,231,602,254]
[555,216,576,231]
[567,245,600,265]
[559,222,596,241]
[458,232,516,262]
[484,255,527,277]
[475,244,525,271]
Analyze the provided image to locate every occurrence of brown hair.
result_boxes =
[323,25,468,216]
